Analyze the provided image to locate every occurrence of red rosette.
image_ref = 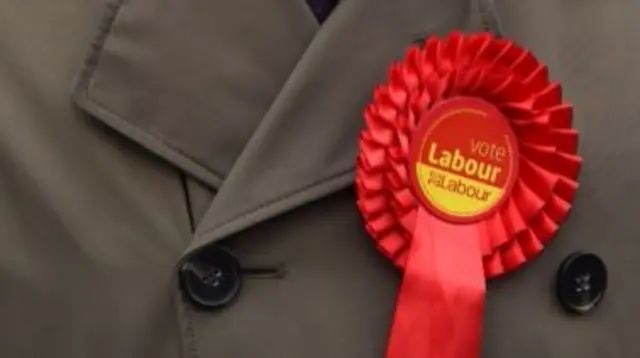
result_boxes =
[355,31,581,358]
[356,31,581,276]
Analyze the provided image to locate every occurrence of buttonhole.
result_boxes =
[240,264,288,279]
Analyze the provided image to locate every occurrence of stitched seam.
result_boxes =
[73,0,226,184]
[185,306,201,358]
[75,0,126,93]
[196,167,355,238]
[174,291,200,358]
[86,93,225,184]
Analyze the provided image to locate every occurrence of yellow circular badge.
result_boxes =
[409,97,519,223]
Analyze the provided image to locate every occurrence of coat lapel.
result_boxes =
[188,0,487,255]
[71,0,489,255]
[72,0,319,188]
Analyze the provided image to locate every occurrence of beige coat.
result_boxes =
[0,0,636,357]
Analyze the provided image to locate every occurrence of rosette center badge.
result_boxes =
[410,97,519,223]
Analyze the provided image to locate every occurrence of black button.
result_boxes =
[179,247,242,309]
[556,252,607,314]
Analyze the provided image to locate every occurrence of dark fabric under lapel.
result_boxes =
[187,0,487,256]
[307,0,339,23]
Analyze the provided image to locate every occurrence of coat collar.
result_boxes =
[72,0,490,257]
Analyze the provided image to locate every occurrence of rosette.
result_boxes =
[355,32,581,358]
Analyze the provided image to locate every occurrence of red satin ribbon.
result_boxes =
[386,208,485,358]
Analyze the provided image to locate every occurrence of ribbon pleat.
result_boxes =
[386,208,485,358]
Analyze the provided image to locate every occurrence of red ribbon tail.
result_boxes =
[386,208,486,358]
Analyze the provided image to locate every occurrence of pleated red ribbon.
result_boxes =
[355,32,582,358]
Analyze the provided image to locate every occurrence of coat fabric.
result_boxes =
[0,0,638,357]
